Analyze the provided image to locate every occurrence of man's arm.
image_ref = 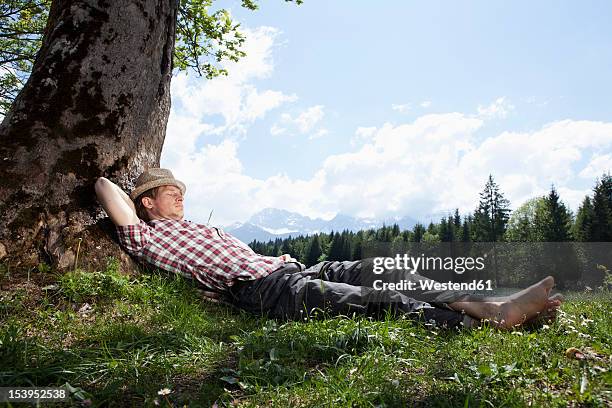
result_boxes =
[95,177,140,226]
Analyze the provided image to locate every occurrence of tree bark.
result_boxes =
[0,0,178,272]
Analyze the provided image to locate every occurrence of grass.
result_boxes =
[0,259,610,407]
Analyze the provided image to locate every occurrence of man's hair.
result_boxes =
[134,187,160,221]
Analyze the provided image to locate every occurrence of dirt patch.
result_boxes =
[0,270,61,310]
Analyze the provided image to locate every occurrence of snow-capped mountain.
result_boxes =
[224,208,418,243]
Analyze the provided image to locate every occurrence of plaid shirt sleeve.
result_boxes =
[115,220,151,256]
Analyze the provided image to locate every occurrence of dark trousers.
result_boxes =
[227,259,474,329]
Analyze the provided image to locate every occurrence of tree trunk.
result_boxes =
[0,0,178,272]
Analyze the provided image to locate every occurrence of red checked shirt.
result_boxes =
[115,219,286,292]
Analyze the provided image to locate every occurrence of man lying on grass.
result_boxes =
[95,168,563,330]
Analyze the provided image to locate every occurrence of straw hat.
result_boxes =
[130,168,186,200]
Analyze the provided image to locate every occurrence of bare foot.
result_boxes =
[448,278,561,330]
[495,276,556,329]
[531,293,564,324]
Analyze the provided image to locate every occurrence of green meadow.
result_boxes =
[1,259,610,407]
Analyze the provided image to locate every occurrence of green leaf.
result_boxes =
[478,364,492,376]
[220,375,238,384]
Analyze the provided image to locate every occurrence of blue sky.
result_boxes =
[162,0,612,226]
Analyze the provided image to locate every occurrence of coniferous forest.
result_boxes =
[249,173,612,289]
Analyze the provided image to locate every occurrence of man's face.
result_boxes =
[142,185,184,221]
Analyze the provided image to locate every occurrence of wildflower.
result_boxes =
[158,388,172,396]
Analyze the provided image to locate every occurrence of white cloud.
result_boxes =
[314,113,485,218]
[452,119,612,211]
[391,103,411,113]
[352,126,377,145]
[477,96,515,119]
[309,128,329,140]
[271,105,326,137]
[163,139,267,225]
[420,101,432,108]
[524,96,549,108]
[221,26,279,82]
[270,124,286,136]
[162,111,216,165]
[579,153,612,179]
[557,186,590,213]
[169,26,297,136]
[293,105,325,133]
[177,116,612,225]
[243,90,297,122]
[355,126,377,139]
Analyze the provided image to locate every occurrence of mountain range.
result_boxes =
[224,208,418,243]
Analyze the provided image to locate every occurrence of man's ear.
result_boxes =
[141,196,154,209]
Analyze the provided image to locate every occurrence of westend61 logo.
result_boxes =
[372,254,486,275]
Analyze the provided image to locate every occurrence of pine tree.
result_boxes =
[341,233,352,260]
[471,175,511,285]
[591,173,612,241]
[427,222,437,235]
[536,186,578,288]
[540,185,573,241]
[379,224,392,242]
[352,238,362,260]
[461,216,471,242]
[326,230,334,254]
[412,223,425,243]
[281,239,293,257]
[453,209,461,229]
[328,232,343,261]
[305,235,323,267]
[439,217,453,242]
[572,196,594,242]
[472,175,511,242]
[272,240,281,256]
[392,223,400,238]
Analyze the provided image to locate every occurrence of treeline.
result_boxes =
[249,173,612,268]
